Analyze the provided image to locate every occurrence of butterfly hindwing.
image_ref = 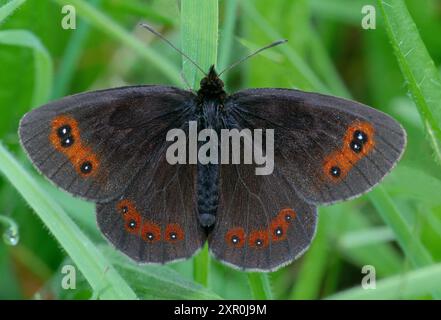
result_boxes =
[209,163,317,271]
[97,141,207,264]
[19,85,194,202]
[225,88,406,205]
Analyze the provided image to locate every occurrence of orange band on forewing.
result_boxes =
[50,115,100,177]
[323,121,375,182]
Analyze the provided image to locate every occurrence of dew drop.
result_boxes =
[3,228,19,246]
[0,216,19,246]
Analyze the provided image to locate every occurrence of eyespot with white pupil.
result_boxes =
[60,136,74,147]
[128,220,137,229]
[255,239,263,247]
[354,130,368,143]
[57,125,71,138]
[350,141,363,153]
[275,227,283,237]
[121,206,128,214]
[146,232,154,241]
[80,161,93,174]
[169,232,177,240]
[231,235,240,245]
[330,166,341,178]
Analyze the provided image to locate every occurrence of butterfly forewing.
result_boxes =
[225,88,406,205]
[19,85,195,202]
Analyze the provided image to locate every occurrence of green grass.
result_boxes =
[378,0,441,164]
[0,0,441,300]
[327,263,441,299]
[0,0,25,23]
[0,143,137,299]
[53,0,181,85]
[0,30,53,106]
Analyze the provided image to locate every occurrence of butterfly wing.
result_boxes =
[96,143,206,263]
[224,88,406,205]
[208,163,317,271]
[19,85,195,202]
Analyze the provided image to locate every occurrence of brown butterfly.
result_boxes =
[18,26,406,271]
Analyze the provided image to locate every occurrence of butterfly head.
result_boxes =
[197,65,226,102]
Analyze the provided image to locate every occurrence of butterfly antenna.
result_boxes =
[218,39,288,76]
[140,23,207,76]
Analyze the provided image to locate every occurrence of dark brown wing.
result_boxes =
[209,163,317,271]
[224,88,406,205]
[19,85,195,202]
[96,142,206,264]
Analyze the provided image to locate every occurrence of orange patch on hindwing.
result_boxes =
[225,227,246,248]
[270,208,296,242]
[116,199,136,216]
[248,230,269,248]
[279,208,296,222]
[225,208,297,248]
[165,223,185,242]
[116,199,142,235]
[141,221,161,243]
[323,121,375,182]
[50,115,100,177]
[116,200,185,245]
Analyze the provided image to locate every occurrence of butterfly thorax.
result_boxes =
[196,65,227,105]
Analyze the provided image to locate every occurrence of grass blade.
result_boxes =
[103,247,221,299]
[378,0,441,164]
[369,187,441,298]
[0,30,53,107]
[181,0,218,89]
[180,0,218,285]
[193,244,210,287]
[218,0,238,71]
[51,0,101,99]
[240,0,330,94]
[107,0,174,26]
[53,0,181,85]
[0,0,26,24]
[0,143,137,299]
[327,263,441,299]
[290,213,330,299]
[247,272,273,300]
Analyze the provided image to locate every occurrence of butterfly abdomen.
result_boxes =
[196,162,219,228]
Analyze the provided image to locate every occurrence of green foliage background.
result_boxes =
[0,0,441,300]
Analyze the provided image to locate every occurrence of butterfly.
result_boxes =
[18,27,406,272]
